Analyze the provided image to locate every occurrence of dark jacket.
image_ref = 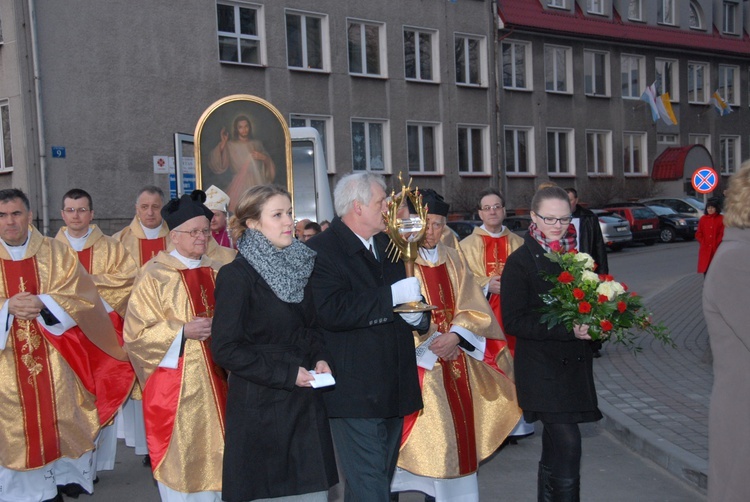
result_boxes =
[306,217,423,418]
[573,205,609,274]
[500,234,599,415]
[211,256,337,502]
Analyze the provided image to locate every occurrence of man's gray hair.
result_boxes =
[135,185,165,204]
[333,172,387,217]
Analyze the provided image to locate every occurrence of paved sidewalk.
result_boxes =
[593,273,710,492]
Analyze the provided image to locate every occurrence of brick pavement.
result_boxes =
[593,273,710,492]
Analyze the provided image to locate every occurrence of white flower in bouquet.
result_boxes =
[574,252,596,270]
[596,280,625,300]
[581,270,600,284]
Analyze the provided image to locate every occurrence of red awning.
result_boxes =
[651,146,695,181]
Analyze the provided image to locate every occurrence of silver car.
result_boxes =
[639,197,705,219]
[592,210,633,251]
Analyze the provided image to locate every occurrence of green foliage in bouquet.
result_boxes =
[538,251,673,352]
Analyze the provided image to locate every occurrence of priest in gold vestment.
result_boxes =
[124,194,227,501]
[56,188,138,474]
[0,189,128,501]
[391,190,520,502]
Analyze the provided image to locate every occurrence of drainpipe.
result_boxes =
[27,0,50,235]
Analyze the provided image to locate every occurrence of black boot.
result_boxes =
[549,475,580,502]
[538,463,553,502]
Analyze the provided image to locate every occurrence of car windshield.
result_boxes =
[684,197,705,210]
[632,207,657,219]
[648,205,677,216]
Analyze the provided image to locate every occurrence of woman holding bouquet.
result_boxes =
[500,186,601,502]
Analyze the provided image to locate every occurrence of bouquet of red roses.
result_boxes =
[538,250,673,351]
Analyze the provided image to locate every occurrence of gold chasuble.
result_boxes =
[398,245,521,479]
[54,225,138,424]
[112,217,169,267]
[460,226,523,353]
[124,252,227,493]
[0,228,127,471]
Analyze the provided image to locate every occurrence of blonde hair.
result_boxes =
[723,160,750,229]
[229,184,290,242]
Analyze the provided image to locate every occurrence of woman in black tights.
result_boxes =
[500,186,602,501]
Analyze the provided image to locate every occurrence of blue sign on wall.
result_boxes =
[51,146,66,158]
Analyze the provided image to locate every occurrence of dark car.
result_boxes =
[591,210,633,251]
[639,196,705,219]
[646,205,698,243]
[600,204,660,245]
[446,220,481,241]
[503,215,532,236]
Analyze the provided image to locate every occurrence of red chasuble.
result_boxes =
[405,263,478,475]
[480,234,516,355]
[142,267,228,468]
[138,237,167,266]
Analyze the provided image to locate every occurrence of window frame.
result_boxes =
[723,1,738,35]
[289,114,335,174]
[502,40,533,91]
[457,124,490,176]
[655,58,679,101]
[584,49,610,97]
[547,0,567,9]
[587,0,604,15]
[689,134,711,154]
[688,0,703,30]
[544,44,573,94]
[347,18,387,78]
[454,33,487,88]
[623,131,648,177]
[718,64,740,106]
[216,1,265,66]
[657,0,676,26]
[621,54,645,99]
[0,100,13,173]
[350,118,390,173]
[285,9,330,73]
[546,128,575,177]
[403,26,440,83]
[657,133,679,145]
[504,126,535,176]
[406,122,442,175]
[586,129,613,176]
[628,0,642,21]
[687,61,710,104]
[719,135,740,175]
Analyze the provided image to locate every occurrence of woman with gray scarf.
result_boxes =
[211,185,338,502]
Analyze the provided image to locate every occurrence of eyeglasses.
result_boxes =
[173,229,211,238]
[63,207,91,214]
[480,204,504,212]
[535,214,573,226]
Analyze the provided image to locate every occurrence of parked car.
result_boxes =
[503,215,532,236]
[639,196,705,219]
[646,205,699,243]
[600,204,660,245]
[446,220,481,241]
[591,210,633,251]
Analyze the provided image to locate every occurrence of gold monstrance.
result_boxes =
[383,176,437,313]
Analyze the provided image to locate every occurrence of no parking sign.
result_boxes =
[691,167,718,194]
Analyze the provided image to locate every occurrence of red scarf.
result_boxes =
[528,222,577,253]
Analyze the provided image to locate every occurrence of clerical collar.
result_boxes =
[64,227,93,252]
[1,230,31,261]
[140,221,163,240]
[170,249,202,269]
[418,246,439,265]
[480,224,506,238]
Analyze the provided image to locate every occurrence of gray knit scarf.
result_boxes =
[237,228,316,303]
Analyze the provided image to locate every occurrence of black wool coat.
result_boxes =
[500,234,599,416]
[211,255,338,502]
[305,217,423,419]
[573,205,609,274]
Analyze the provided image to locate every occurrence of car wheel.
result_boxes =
[644,239,656,246]
[660,227,675,243]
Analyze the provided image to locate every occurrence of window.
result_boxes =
[457,125,489,174]
[217,2,264,65]
[621,55,644,99]
[689,134,711,153]
[502,40,532,90]
[0,101,12,172]
[547,129,574,175]
[628,0,642,21]
[404,27,438,82]
[351,119,388,172]
[587,0,604,15]
[586,130,612,175]
[658,0,675,25]
[720,136,740,175]
[407,123,441,174]
[347,20,385,77]
[548,0,567,9]
[688,62,710,103]
[290,114,334,171]
[689,1,703,29]
[719,65,739,105]
[584,50,609,96]
[723,2,738,34]
[286,11,329,71]
[655,59,679,100]
[623,132,647,175]
[544,45,572,93]
[455,34,486,87]
[657,134,679,145]
[504,127,534,175]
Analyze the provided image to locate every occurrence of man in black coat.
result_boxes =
[565,188,608,274]
[306,172,427,501]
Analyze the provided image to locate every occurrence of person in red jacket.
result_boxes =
[696,198,725,274]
